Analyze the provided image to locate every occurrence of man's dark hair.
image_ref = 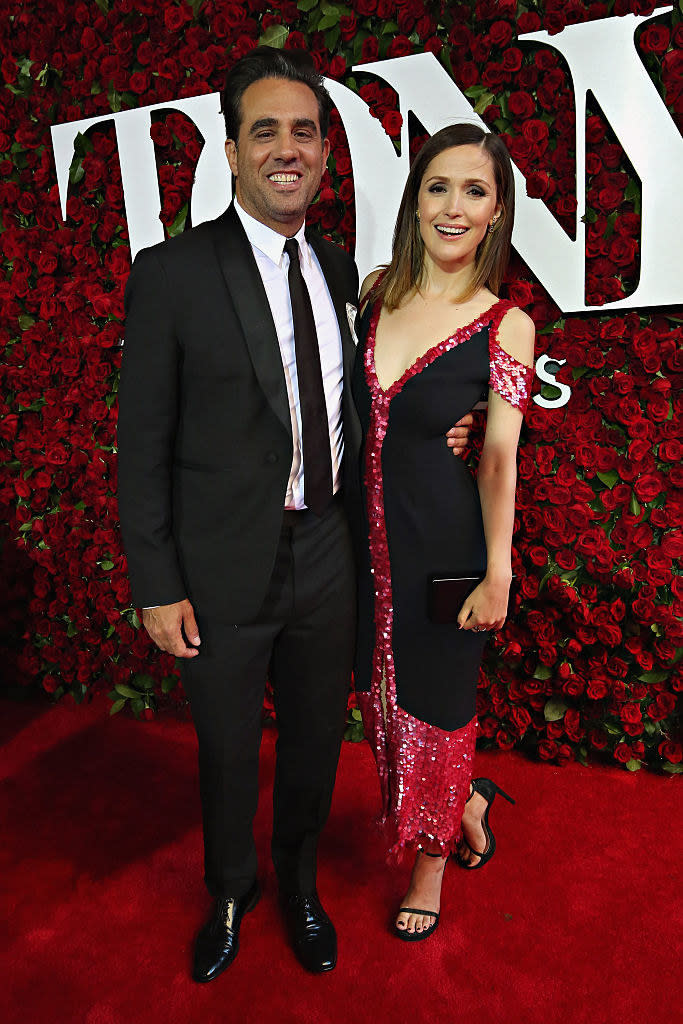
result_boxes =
[221,46,333,143]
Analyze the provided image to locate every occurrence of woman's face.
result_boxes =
[417,144,501,272]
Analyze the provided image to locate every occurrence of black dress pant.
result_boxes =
[180,497,356,899]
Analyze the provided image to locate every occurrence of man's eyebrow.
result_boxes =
[247,117,319,135]
[248,118,278,135]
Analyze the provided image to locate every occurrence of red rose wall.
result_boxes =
[0,0,680,772]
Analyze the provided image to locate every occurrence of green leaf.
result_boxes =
[638,670,669,684]
[298,0,319,10]
[571,366,589,379]
[344,719,365,742]
[596,470,619,489]
[258,24,289,48]
[604,722,622,736]
[351,707,362,721]
[533,664,553,680]
[99,559,114,571]
[663,762,683,774]
[625,758,641,772]
[95,0,110,12]
[131,697,145,716]
[110,698,126,715]
[604,210,618,239]
[105,624,115,638]
[134,673,155,691]
[624,179,640,214]
[68,158,84,185]
[318,13,339,29]
[474,92,496,115]
[115,683,141,699]
[629,492,641,516]
[107,83,122,113]
[167,202,188,238]
[324,24,341,49]
[543,698,568,721]
[161,675,178,694]
[66,621,78,638]
[189,0,204,16]
[18,314,36,330]
[73,132,94,158]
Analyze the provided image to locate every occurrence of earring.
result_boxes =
[416,210,421,221]
[488,215,499,232]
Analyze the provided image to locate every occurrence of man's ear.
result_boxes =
[225,139,238,176]
[322,137,331,163]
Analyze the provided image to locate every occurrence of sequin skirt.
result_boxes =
[357,678,476,860]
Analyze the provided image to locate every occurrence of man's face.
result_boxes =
[225,77,330,236]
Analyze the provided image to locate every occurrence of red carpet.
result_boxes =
[2,695,680,1024]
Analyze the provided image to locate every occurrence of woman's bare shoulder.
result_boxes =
[359,269,383,308]
[498,305,535,367]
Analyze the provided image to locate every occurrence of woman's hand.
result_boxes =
[457,575,511,633]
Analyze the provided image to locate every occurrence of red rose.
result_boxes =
[502,48,523,73]
[658,741,682,764]
[387,35,413,58]
[489,21,513,47]
[613,743,632,764]
[508,91,535,119]
[339,14,357,41]
[538,740,558,760]
[381,111,403,138]
[640,24,670,54]
[164,3,192,32]
[451,61,477,91]
[620,703,642,725]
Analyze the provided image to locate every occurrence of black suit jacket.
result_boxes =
[117,205,361,622]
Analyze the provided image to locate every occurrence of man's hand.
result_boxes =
[142,599,201,658]
[446,412,474,455]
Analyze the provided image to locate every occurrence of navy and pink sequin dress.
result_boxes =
[351,296,533,857]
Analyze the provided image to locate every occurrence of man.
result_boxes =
[118,46,469,982]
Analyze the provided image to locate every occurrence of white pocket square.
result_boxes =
[346,302,359,346]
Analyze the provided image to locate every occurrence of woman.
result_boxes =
[352,123,535,941]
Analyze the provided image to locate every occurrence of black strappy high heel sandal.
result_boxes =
[394,851,445,942]
[455,777,515,870]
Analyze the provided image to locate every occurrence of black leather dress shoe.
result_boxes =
[192,880,260,983]
[280,890,337,973]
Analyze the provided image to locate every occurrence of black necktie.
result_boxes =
[284,237,333,516]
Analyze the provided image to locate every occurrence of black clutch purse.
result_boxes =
[428,575,515,624]
[428,575,484,624]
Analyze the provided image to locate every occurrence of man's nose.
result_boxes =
[272,132,298,161]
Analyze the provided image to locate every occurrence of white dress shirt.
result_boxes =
[234,200,344,509]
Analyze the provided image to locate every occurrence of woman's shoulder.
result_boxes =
[359,268,384,310]
[495,303,535,367]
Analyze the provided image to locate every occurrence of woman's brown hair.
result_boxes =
[377,123,515,311]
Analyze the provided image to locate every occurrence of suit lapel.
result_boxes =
[211,206,291,436]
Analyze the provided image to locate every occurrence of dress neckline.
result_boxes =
[369,297,510,398]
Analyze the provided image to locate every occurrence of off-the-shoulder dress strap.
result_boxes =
[488,303,535,412]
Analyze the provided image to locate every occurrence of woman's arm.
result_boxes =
[457,307,535,631]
